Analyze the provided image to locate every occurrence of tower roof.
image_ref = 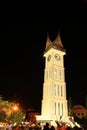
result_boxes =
[53,32,63,48]
[45,34,52,50]
[45,32,65,53]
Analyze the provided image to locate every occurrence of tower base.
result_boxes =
[36,115,79,128]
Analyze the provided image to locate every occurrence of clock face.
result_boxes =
[55,54,61,61]
[47,55,51,61]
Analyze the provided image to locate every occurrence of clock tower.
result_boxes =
[36,32,68,123]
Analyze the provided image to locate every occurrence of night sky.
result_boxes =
[3,2,87,112]
[5,23,87,113]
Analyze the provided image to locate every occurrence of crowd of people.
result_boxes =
[0,121,86,130]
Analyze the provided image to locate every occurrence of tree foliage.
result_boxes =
[0,111,7,121]
[10,111,25,124]
[0,96,25,124]
[68,97,72,116]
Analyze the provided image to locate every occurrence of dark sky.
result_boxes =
[0,0,84,112]
[5,24,87,113]
[2,2,87,112]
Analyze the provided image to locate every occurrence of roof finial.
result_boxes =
[45,32,52,50]
[53,32,63,48]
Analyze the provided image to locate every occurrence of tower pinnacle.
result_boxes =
[53,32,63,48]
[45,33,52,50]
[45,32,65,53]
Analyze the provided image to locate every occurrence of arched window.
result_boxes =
[61,86,63,96]
[54,68,57,78]
[58,103,60,115]
[46,71,48,80]
[59,70,62,80]
[61,103,63,115]
[54,102,56,115]
[58,85,59,96]
[54,84,56,96]
[49,69,51,78]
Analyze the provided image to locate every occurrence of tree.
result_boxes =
[10,110,25,124]
[68,97,73,116]
[0,96,25,124]
[85,95,87,109]
[0,111,7,121]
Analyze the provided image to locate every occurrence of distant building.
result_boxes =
[25,108,39,124]
[72,105,87,119]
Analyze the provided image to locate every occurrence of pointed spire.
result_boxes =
[45,33,52,50]
[53,32,63,48]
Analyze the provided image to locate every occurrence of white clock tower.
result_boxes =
[36,32,68,123]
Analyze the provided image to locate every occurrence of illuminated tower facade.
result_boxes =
[36,32,68,122]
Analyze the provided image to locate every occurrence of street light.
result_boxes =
[12,104,19,112]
